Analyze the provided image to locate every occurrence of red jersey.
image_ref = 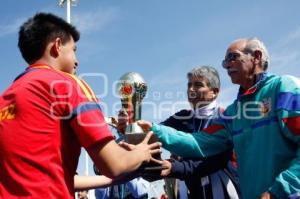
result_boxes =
[0,64,114,198]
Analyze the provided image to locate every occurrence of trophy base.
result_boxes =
[125,132,159,145]
[125,132,164,181]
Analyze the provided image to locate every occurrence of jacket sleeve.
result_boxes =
[269,75,300,198]
[160,109,191,131]
[169,149,233,179]
[151,122,232,158]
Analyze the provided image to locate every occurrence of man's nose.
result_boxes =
[222,59,229,69]
[188,85,195,91]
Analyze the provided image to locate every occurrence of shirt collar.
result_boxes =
[237,72,268,99]
[28,63,53,70]
[193,100,218,118]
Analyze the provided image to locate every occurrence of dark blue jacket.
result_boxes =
[161,109,241,199]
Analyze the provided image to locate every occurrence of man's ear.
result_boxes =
[50,37,62,57]
[253,50,262,65]
[211,88,219,99]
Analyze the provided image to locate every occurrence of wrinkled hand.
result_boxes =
[260,192,276,199]
[161,160,172,177]
[137,120,153,132]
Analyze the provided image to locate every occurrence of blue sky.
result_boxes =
[1,0,300,179]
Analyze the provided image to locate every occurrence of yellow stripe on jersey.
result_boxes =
[33,65,51,69]
[29,65,97,102]
[80,79,97,102]
[64,73,97,102]
[30,65,52,70]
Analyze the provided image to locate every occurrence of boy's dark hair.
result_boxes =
[18,12,80,64]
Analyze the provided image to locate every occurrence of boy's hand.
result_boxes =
[122,132,162,164]
[119,141,136,151]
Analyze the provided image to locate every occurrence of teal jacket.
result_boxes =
[151,73,300,199]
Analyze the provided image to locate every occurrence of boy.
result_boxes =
[0,13,160,198]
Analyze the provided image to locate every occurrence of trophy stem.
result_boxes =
[133,101,142,122]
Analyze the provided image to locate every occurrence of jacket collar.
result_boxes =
[237,72,268,99]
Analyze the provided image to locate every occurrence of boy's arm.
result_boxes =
[86,132,161,179]
[74,175,113,190]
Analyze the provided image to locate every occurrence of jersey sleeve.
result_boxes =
[269,75,300,198]
[151,121,232,158]
[52,76,114,148]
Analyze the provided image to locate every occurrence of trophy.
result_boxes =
[116,72,162,173]
[117,72,150,141]
[117,72,146,133]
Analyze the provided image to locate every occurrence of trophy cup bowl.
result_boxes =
[116,72,162,178]
[116,72,147,135]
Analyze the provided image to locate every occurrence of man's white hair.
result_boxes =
[232,37,270,70]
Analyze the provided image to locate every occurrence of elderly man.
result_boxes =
[138,38,300,199]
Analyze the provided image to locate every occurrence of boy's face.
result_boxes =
[58,37,78,74]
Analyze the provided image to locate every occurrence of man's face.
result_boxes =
[58,37,78,74]
[187,76,216,109]
[222,40,255,89]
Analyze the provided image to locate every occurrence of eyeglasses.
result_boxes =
[222,52,241,67]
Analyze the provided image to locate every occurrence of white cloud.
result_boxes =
[0,6,120,38]
[73,7,119,34]
[271,51,299,72]
[0,17,25,37]
[286,27,300,43]
[270,27,300,77]
[277,26,300,47]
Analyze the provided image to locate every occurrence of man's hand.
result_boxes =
[161,160,172,177]
[137,120,153,132]
[260,192,276,199]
